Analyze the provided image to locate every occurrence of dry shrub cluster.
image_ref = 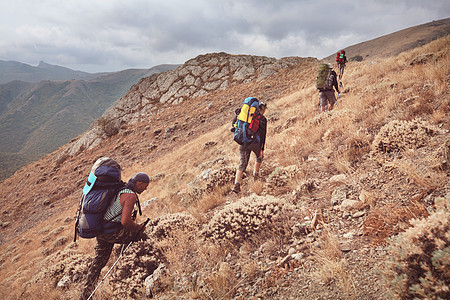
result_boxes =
[204,166,236,191]
[266,165,299,195]
[146,212,200,240]
[381,193,450,299]
[202,194,296,244]
[372,119,444,156]
[20,249,90,299]
[108,241,161,299]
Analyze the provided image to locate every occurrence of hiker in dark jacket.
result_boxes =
[318,64,339,112]
[80,172,150,300]
[336,50,347,79]
[232,102,267,193]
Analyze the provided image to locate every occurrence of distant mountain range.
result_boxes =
[0,61,179,180]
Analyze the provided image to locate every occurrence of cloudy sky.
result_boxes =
[1,0,449,73]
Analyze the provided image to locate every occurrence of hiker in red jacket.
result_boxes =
[336,50,347,79]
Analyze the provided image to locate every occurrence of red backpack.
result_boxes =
[337,50,345,63]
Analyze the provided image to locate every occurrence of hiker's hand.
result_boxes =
[133,231,149,242]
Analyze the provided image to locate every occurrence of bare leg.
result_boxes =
[235,169,243,183]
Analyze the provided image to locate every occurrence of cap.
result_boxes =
[328,63,334,69]
[130,172,150,183]
[259,101,267,110]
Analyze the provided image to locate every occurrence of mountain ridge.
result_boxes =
[0,63,179,180]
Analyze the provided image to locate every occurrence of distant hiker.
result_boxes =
[316,63,339,112]
[336,50,347,79]
[80,172,150,300]
[232,101,267,193]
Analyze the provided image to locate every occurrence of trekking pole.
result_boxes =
[87,218,150,300]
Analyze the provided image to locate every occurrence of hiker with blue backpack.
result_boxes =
[79,165,150,300]
[231,98,267,193]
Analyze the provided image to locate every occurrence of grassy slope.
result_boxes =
[0,36,448,299]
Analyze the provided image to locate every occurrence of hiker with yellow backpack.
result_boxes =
[231,98,267,193]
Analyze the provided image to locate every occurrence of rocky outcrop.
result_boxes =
[65,53,308,155]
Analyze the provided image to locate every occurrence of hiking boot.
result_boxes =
[232,182,241,193]
[253,172,259,179]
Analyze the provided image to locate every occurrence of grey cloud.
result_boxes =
[0,0,448,72]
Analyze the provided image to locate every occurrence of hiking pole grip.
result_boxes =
[132,218,150,241]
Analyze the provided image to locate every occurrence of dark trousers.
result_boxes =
[79,228,134,300]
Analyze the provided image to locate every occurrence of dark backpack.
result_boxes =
[74,157,125,241]
[233,97,261,145]
[315,63,334,90]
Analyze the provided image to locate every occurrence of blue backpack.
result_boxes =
[233,97,260,145]
[74,157,125,241]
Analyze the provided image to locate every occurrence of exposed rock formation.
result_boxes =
[65,53,309,155]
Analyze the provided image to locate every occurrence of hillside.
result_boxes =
[0,64,178,180]
[324,17,450,61]
[0,22,449,300]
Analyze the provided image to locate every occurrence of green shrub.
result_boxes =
[381,193,450,299]
[349,55,363,62]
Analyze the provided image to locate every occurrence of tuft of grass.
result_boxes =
[310,226,356,299]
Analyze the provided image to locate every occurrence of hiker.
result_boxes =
[336,50,347,79]
[79,172,150,300]
[318,64,339,112]
[232,101,267,193]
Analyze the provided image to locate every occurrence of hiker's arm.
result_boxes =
[333,74,339,92]
[120,193,143,232]
[259,117,267,151]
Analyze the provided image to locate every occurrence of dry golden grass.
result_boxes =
[310,226,357,299]
[1,34,449,300]
[188,186,227,222]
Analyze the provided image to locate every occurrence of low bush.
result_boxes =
[381,194,450,299]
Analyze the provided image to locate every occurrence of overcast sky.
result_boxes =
[1,0,448,73]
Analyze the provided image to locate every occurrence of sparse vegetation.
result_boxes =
[349,55,363,62]
[0,32,449,300]
[380,194,450,299]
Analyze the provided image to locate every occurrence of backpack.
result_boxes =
[74,157,125,241]
[233,97,261,145]
[337,50,345,63]
[315,63,334,90]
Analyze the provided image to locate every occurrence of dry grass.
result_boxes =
[1,34,449,300]
[310,226,356,299]
[188,187,227,222]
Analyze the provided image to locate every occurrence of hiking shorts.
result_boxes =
[238,142,262,171]
[319,90,336,107]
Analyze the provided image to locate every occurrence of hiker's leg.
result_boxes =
[235,169,244,183]
[252,144,263,176]
[79,239,114,300]
[326,91,336,111]
[319,92,327,112]
[237,145,250,177]
[234,145,250,192]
